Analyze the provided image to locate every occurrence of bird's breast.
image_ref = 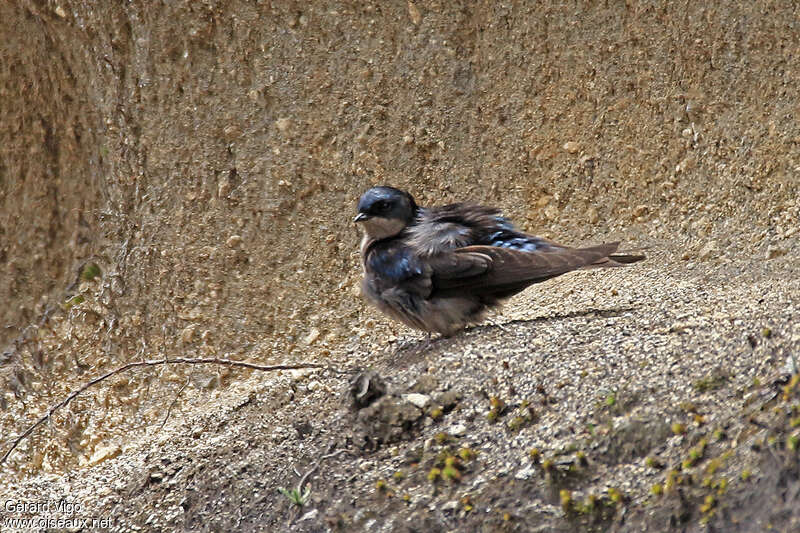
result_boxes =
[366,245,423,283]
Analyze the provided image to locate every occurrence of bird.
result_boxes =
[354,186,645,336]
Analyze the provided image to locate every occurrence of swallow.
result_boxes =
[354,186,645,336]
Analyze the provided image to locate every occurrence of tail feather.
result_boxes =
[581,249,646,269]
[608,252,647,264]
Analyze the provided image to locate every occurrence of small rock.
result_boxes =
[356,395,424,446]
[88,445,121,467]
[407,0,421,25]
[697,241,718,260]
[349,371,387,409]
[515,464,536,480]
[275,118,291,133]
[294,421,313,439]
[180,325,196,343]
[226,235,242,248]
[403,393,431,409]
[435,390,462,410]
[270,427,289,443]
[587,207,599,224]
[410,374,439,393]
[218,178,231,198]
[193,374,219,390]
[300,509,318,522]
[442,501,459,512]
[765,246,787,260]
[448,424,467,436]
[563,141,579,154]
[222,124,240,141]
[781,354,799,375]
[303,327,321,345]
[356,123,371,144]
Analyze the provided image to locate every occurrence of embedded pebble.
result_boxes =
[304,327,321,345]
[448,424,467,436]
[403,393,431,409]
[562,141,579,153]
[766,246,787,260]
[697,241,718,260]
[300,509,318,521]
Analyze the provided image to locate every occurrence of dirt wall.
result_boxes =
[3,1,798,353]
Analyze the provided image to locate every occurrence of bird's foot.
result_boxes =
[394,332,438,354]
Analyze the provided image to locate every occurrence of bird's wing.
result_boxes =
[422,249,494,281]
[408,203,572,255]
[429,242,620,297]
[407,204,508,255]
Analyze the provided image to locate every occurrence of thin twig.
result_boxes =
[284,448,349,528]
[1,357,352,468]
[297,449,348,493]
[159,378,190,431]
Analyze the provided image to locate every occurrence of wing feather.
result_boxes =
[407,204,508,255]
[430,243,620,297]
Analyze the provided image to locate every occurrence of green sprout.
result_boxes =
[605,391,617,408]
[278,485,311,507]
[80,262,102,281]
[64,294,85,309]
[560,489,573,514]
[671,422,686,435]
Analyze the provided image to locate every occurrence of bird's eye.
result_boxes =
[374,200,389,211]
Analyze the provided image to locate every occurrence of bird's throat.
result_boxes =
[360,217,407,242]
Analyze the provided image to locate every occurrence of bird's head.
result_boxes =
[354,186,418,240]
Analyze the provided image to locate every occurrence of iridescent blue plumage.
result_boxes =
[367,244,422,282]
[486,229,557,252]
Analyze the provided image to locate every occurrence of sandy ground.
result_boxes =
[2,239,798,532]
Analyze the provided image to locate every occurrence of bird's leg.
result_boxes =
[395,332,436,354]
[418,331,434,351]
[394,334,423,353]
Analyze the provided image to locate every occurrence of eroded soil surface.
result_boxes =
[2,1,799,532]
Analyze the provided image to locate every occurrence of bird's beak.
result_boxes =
[353,212,370,223]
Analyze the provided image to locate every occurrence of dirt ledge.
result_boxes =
[1,1,799,532]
